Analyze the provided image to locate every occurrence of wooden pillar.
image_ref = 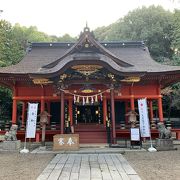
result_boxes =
[47,102,51,124]
[125,101,129,125]
[41,85,45,112]
[157,85,164,122]
[68,99,73,126]
[130,85,135,111]
[40,97,45,112]
[103,96,107,126]
[130,96,135,111]
[61,91,64,134]
[158,97,164,122]
[110,88,116,143]
[149,100,153,121]
[12,99,17,124]
[21,102,26,127]
[12,85,17,124]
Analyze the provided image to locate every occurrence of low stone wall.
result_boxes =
[155,139,176,151]
[2,140,21,151]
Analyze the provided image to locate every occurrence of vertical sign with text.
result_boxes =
[26,103,38,138]
[138,98,150,137]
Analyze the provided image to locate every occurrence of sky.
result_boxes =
[0,0,180,37]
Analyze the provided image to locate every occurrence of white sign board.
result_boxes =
[26,103,38,138]
[131,128,140,141]
[138,98,150,137]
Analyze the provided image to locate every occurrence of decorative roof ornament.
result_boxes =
[32,78,53,84]
[84,21,90,32]
[72,65,102,76]
[121,77,140,83]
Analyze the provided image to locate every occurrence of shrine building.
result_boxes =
[0,26,180,143]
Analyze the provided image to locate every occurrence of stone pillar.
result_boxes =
[61,91,65,134]
[103,96,107,126]
[68,99,73,126]
[110,88,116,144]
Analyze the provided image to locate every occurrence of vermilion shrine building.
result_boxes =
[0,27,180,143]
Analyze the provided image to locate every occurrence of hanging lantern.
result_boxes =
[83,97,85,105]
[86,96,89,104]
[91,96,94,104]
[77,96,80,103]
[95,95,98,102]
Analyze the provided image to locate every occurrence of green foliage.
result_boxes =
[0,87,12,120]
[0,21,76,67]
[172,10,180,51]
[94,6,174,59]
[0,20,24,66]
[57,34,77,42]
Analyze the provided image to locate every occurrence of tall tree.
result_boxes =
[94,6,174,61]
[0,20,24,66]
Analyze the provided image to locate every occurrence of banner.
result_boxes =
[26,103,38,138]
[138,98,150,137]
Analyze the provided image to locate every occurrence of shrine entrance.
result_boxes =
[76,105,99,124]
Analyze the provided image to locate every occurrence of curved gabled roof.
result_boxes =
[0,27,180,78]
[42,27,133,69]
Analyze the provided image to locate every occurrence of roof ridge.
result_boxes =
[41,29,134,69]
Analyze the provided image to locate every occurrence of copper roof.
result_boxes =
[0,27,180,77]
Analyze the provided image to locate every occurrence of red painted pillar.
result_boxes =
[158,97,164,122]
[41,85,45,113]
[149,100,153,121]
[125,101,129,125]
[103,96,107,126]
[61,91,64,134]
[110,88,116,143]
[12,99,17,124]
[40,97,45,112]
[130,96,135,111]
[68,98,73,126]
[157,85,164,122]
[130,85,135,111]
[12,85,17,125]
[21,102,26,127]
[47,102,51,124]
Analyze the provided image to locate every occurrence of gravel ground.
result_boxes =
[0,153,54,180]
[124,146,180,180]
[0,147,180,180]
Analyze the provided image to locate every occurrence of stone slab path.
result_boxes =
[37,154,141,180]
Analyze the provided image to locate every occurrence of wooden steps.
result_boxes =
[74,124,107,144]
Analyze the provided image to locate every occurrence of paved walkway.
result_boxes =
[37,154,141,180]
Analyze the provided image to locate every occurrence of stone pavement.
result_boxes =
[37,154,141,180]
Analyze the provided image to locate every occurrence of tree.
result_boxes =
[94,6,174,61]
[0,20,25,66]
[0,87,12,123]
[57,34,76,42]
